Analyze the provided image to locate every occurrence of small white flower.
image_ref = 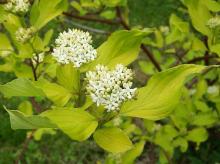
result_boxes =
[86,64,136,112]
[207,16,220,29]
[4,0,30,13]
[15,27,35,43]
[52,29,97,68]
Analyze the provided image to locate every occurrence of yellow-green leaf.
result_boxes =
[120,64,205,120]
[93,127,132,153]
[42,109,98,141]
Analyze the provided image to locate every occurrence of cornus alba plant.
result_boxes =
[0,0,219,162]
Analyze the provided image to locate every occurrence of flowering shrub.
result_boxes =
[0,0,220,163]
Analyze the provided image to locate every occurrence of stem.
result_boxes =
[15,131,35,164]
[63,12,119,25]
[203,36,210,66]
[186,55,218,64]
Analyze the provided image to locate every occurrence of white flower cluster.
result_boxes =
[207,16,220,28]
[52,29,97,68]
[86,64,136,112]
[4,0,30,13]
[15,27,35,43]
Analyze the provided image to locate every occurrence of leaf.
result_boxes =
[0,78,45,97]
[34,79,72,106]
[192,112,218,126]
[210,44,220,56]
[93,127,132,153]
[30,0,68,30]
[202,0,220,12]
[120,64,205,120]
[5,109,57,130]
[121,141,145,164]
[43,29,54,46]
[0,33,13,56]
[183,0,211,36]
[56,64,80,92]
[81,30,151,71]
[100,10,116,19]
[42,109,98,141]
[170,14,189,33]
[186,127,208,143]
[33,128,56,141]
[18,101,33,115]
[173,137,188,152]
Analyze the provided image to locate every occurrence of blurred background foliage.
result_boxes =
[1,0,220,163]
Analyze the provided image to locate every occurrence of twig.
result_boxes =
[116,7,162,72]
[63,19,110,35]
[203,36,210,66]
[15,131,35,164]
[116,7,130,30]
[186,55,218,64]
[63,12,119,25]
[29,97,42,113]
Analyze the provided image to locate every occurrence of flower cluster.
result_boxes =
[86,64,136,112]
[207,16,220,29]
[52,29,97,68]
[15,27,35,43]
[4,0,30,13]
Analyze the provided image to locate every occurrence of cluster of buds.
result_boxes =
[207,16,220,29]
[86,64,137,112]
[4,0,30,13]
[52,29,97,68]
[15,27,35,43]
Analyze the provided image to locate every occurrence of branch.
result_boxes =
[203,36,210,66]
[63,19,110,35]
[15,131,35,164]
[63,12,119,25]
[186,55,218,64]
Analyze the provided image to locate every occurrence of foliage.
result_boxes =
[0,0,220,163]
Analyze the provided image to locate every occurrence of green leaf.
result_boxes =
[170,14,189,33]
[43,29,54,46]
[210,44,220,56]
[42,109,98,141]
[186,127,208,143]
[100,10,116,19]
[120,64,205,120]
[30,0,68,30]
[81,30,150,71]
[71,1,87,15]
[172,137,188,152]
[192,112,218,126]
[18,101,33,115]
[121,141,145,164]
[93,127,132,153]
[56,64,80,92]
[6,109,57,130]
[101,0,127,7]
[34,79,72,106]
[183,0,211,36]
[202,0,220,12]
[33,128,56,141]
[0,78,45,97]
[0,33,13,56]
